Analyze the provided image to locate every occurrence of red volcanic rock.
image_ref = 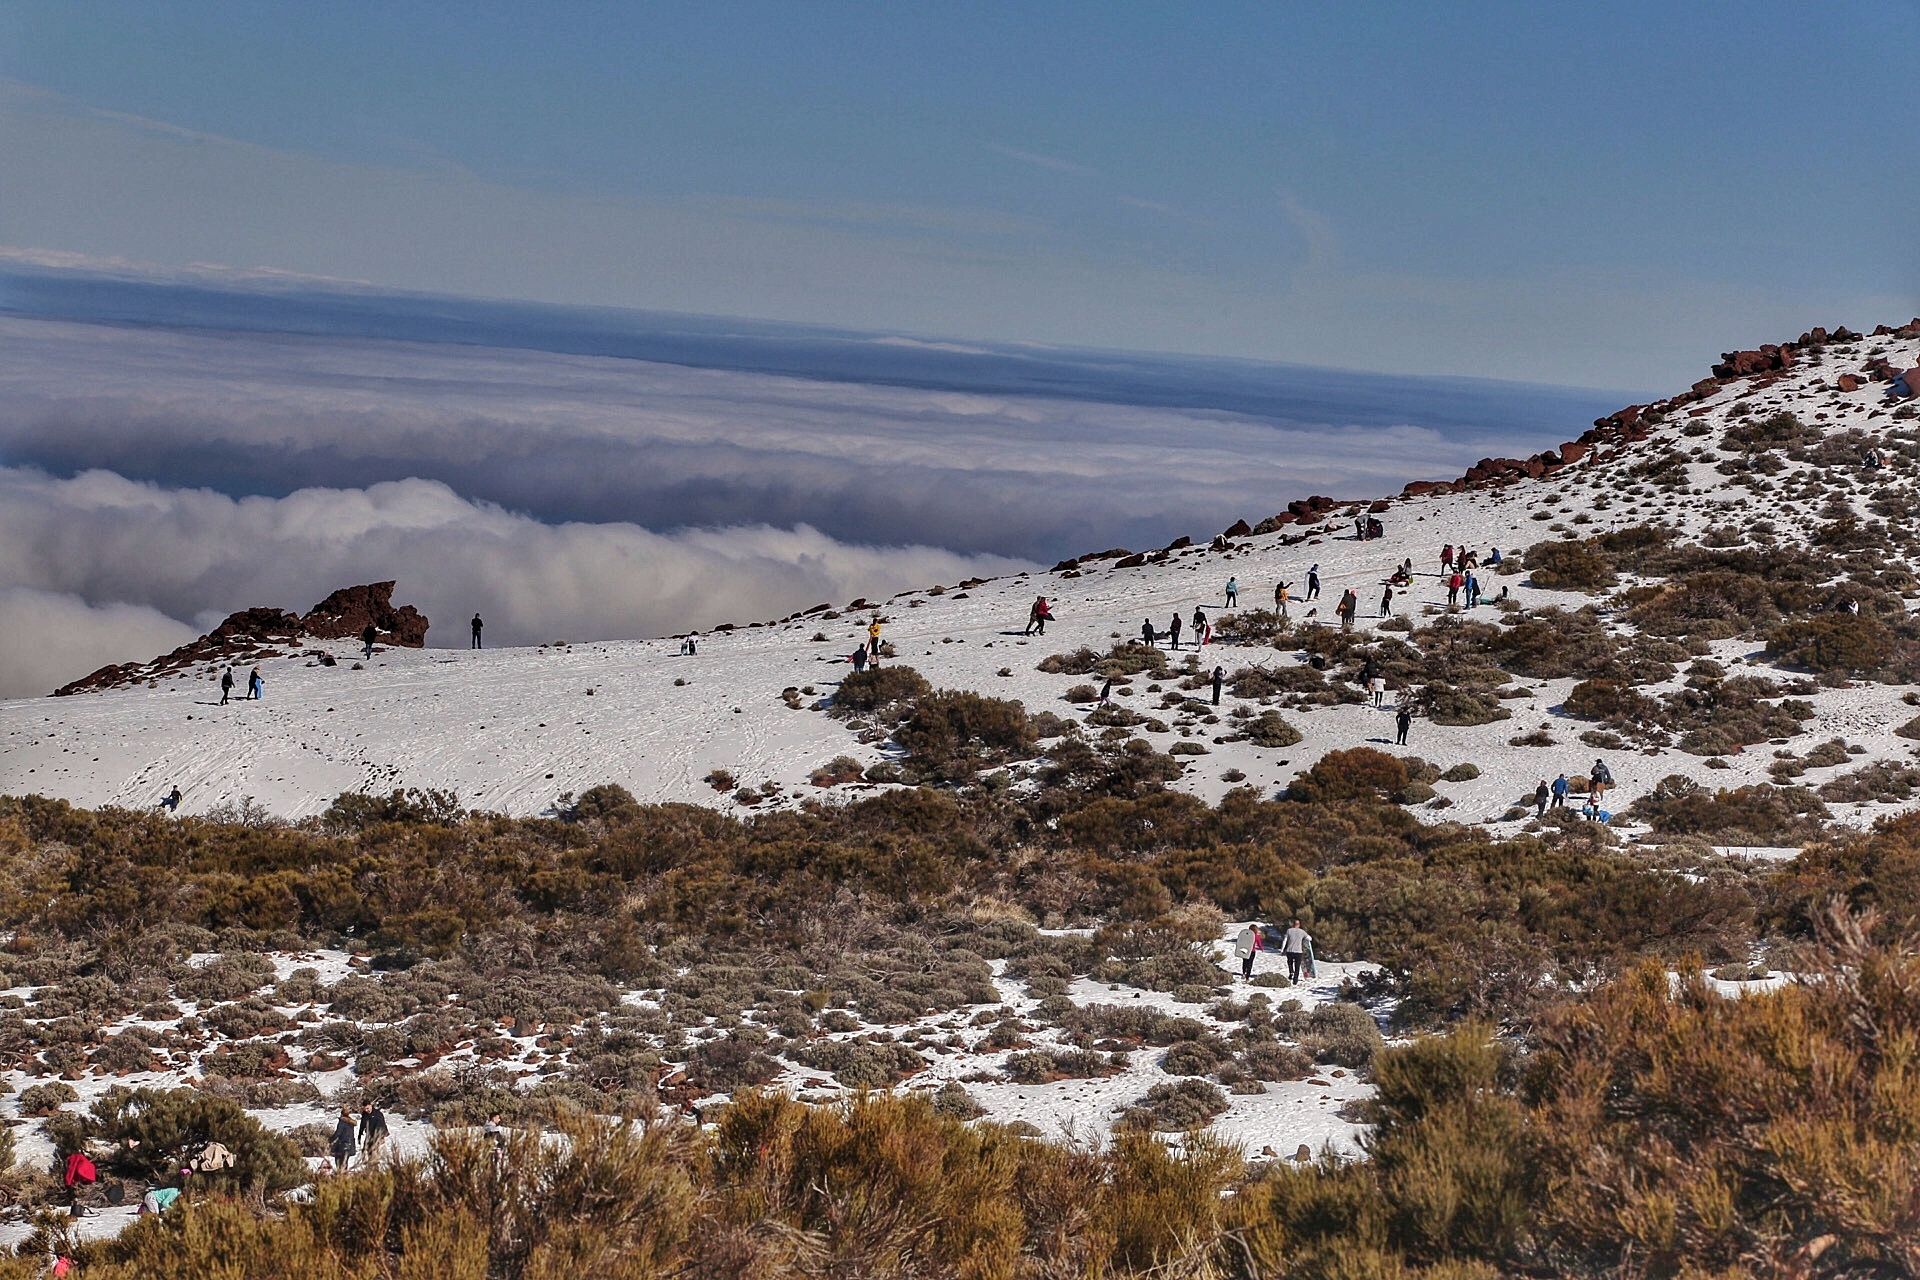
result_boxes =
[1367,499,1390,513]
[1559,441,1590,464]
[1221,519,1254,538]
[1114,553,1148,569]
[1163,536,1193,551]
[1712,345,1797,379]
[301,582,429,647]
[1866,357,1895,380]
[1401,480,1451,497]
[1838,374,1863,392]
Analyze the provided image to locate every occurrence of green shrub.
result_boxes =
[1523,539,1616,591]
[1120,1079,1229,1131]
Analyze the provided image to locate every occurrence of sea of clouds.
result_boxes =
[0,269,1629,696]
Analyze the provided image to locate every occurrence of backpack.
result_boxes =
[63,1152,97,1188]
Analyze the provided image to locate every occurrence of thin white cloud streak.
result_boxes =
[0,467,1031,698]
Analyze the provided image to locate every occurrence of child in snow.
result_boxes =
[1141,619,1157,648]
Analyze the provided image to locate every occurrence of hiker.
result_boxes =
[219,668,234,705]
[1141,619,1156,647]
[849,645,869,674]
[1590,758,1614,802]
[1275,582,1291,620]
[1447,572,1464,607]
[359,1102,390,1161]
[160,785,182,812]
[1025,596,1053,636]
[247,667,264,700]
[1535,780,1550,818]
[1099,675,1116,705]
[1551,774,1569,809]
[1370,675,1386,708]
[1337,590,1357,632]
[1441,544,1454,571]
[1191,607,1207,641]
[361,623,378,659]
[1465,573,1480,608]
[1225,576,1239,607]
[867,619,883,660]
[1307,565,1321,601]
[1169,613,1183,650]
[470,614,484,649]
[1281,919,1314,985]
[1211,665,1225,706]
[1233,923,1263,981]
[1380,585,1394,616]
[1395,705,1411,746]
[330,1107,358,1171]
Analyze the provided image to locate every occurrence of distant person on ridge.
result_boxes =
[361,623,377,659]
[219,668,234,705]
[470,614,484,649]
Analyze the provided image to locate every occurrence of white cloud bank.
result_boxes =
[0,466,1030,697]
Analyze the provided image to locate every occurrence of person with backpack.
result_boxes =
[1233,923,1264,981]
[247,667,264,700]
[219,667,234,705]
[1212,665,1225,706]
[1225,577,1239,607]
[1281,919,1314,985]
[1551,774,1570,809]
[330,1107,358,1171]
[1395,704,1411,746]
[361,623,378,659]
[1534,779,1550,817]
[470,614,484,649]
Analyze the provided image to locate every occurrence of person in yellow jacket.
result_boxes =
[866,619,883,662]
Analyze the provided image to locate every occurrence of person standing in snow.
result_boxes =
[1551,774,1569,809]
[867,619,883,661]
[1099,675,1116,705]
[1370,675,1386,708]
[1590,758,1614,803]
[1337,590,1357,632]
[1141,618,1157,648]
[361,623,378,659]
[1395,705,1411,746]
[849,645,869,674]
[1191,607,1207,644]
[1025,596,1053,636]
[1447,571,1464,607]
[219,667,234,705]
[1281,919,1313,985]
[1211,665,1225,706]
[1535,779,1551,818]
[160,785,182,812]
[1225,577,1239,607]
[359,1101,390,1162]
[1275,582,1291,620]
[1168,612,1183,650]
[1233,923,1263,981]
[1441,544,1454,572]
[247,667,264,700]
[330,1107,358,1171]
[1465,573,1480,608]
[1380,585,1394,617]
[470,614,484,649]
[1307,565,1321,601]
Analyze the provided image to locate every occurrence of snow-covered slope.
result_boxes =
[5,330,1919,836]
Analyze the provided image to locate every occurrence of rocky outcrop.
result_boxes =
[53,583,430,696]
[301,582,429,647]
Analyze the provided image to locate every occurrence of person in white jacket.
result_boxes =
[1281,919,1314,985]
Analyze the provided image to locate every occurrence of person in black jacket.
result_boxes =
[330,1108,357,1171]
[1212,665,1225,706]
[219,668,234,705]
[1395,706,1411,746]
[470,614,484,649]
[358,1102,389,1161]
[361,624,377,659]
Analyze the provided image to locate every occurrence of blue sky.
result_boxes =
[1,2,1916,386]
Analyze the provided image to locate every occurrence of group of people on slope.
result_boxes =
[328,1102,391,1173]
[217,665,265,704]
[1534,759,1617,820]
[1234,918,1317,984]
[843,618,887,672]
[1142,606,1214,651]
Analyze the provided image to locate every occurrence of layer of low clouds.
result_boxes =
[0,466,1028,697]
[0,283,1611,697]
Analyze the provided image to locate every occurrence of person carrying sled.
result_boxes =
[1233,923,1264,981]
[160,785,182,813]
